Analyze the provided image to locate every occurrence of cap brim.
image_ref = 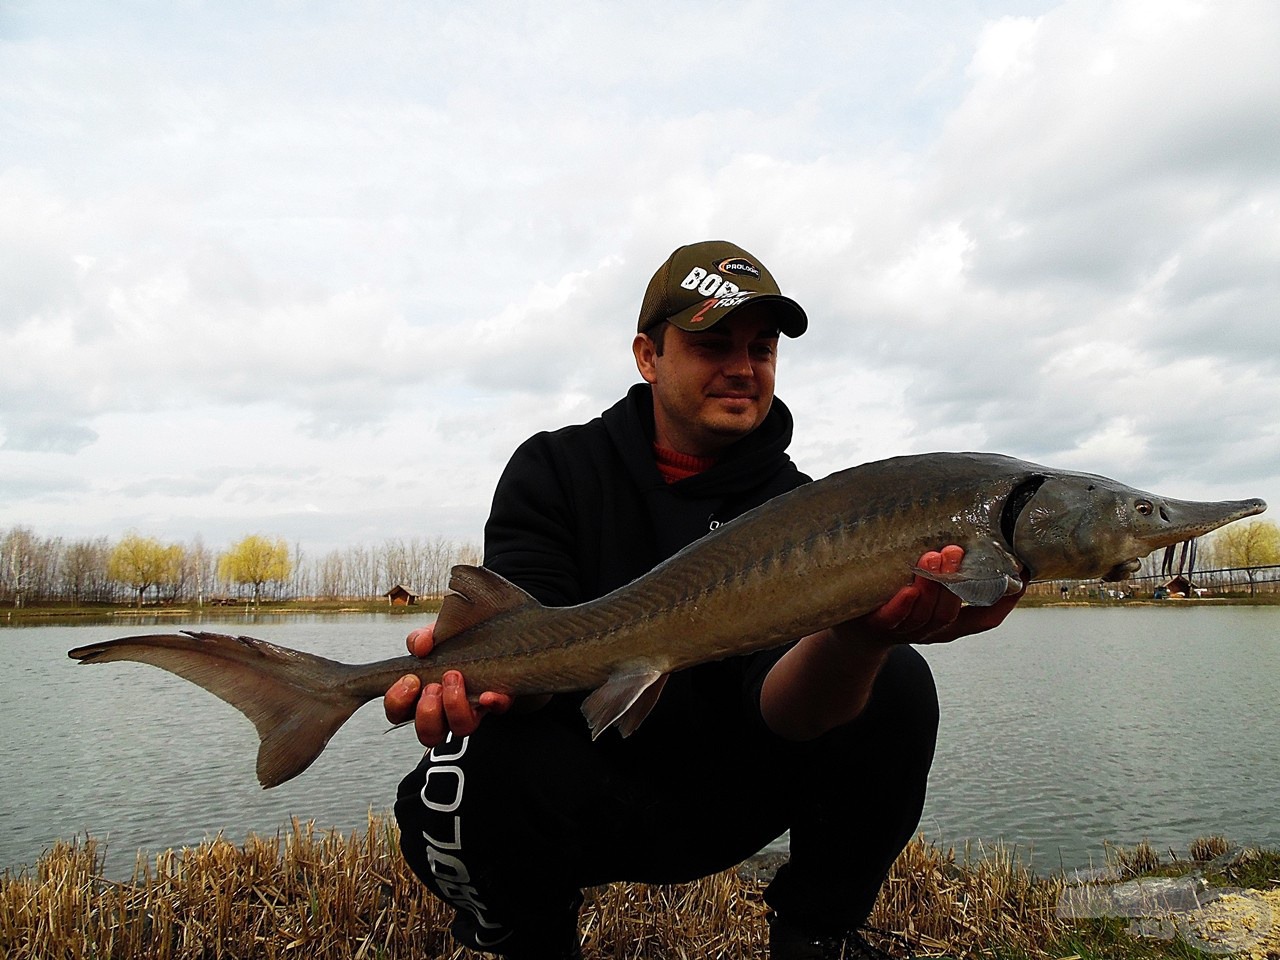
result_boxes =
[666,291,808,337]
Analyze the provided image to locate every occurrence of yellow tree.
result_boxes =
[108,534,183,608]
[1210,519,1280,597]
[218,535,292,605]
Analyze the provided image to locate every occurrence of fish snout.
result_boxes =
[1135,495,1267,549]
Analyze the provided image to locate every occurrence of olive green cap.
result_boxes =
[636,240,808,337]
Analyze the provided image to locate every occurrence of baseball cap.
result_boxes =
[636,240,808,337]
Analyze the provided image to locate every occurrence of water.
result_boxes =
[1,607,1276,877]
[1,615,430,878]
[918,606,1280,871]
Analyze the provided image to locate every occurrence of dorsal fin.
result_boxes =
[434,564,540,642]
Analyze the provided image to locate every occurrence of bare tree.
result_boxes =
[60,538,110,603]
[185,536,217,606]
[455,541,483,567]
[344,545,381,599]
[316,549,345,599]
[2,527,37,608]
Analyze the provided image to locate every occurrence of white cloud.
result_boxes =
[1,0,1276,552]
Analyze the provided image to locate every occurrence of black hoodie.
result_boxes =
[481,382,810,742]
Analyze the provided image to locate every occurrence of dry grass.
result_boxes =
[869,839,1067,958]
[1108,839,1163,879]
[1188,835,1234,864]
[1,814,774,960]
[4,816,1270,960]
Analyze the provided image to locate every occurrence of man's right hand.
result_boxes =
[383,623,515,748]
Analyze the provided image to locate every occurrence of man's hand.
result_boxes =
[856,545,1024,644]
[383,623,515,748]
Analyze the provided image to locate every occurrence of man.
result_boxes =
[385,240,1021,959]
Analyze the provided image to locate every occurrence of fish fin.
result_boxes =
[912,541,1024,607]
[435,565,540,642]
[581,668,667,740]
[69,631,364,789]
[614,673,669,738]
[912,567,1020,607]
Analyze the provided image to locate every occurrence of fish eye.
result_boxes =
[1135,500,1153,516]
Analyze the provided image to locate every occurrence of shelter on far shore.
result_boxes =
[1158,574,1195,599]
[383,585,418,606]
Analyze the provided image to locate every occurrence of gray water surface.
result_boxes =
[2,616,429,878]
[919,605,1279,870]
[2,607,1276,877]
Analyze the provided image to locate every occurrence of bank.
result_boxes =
[4,590,1278,626]
[3,814,1277,959]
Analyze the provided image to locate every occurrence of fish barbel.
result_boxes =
[69,452,1266,787]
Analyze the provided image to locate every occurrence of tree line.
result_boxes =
[0,527,481,608]
[3,519,1277,609]
[1147,516,1280,597]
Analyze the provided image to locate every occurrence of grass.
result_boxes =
[4,815,1276,959]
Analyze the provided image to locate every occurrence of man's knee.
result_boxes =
[868,644,939,732]
[394,718,612,886]
[396,735,476,878]
[395,730,519,862]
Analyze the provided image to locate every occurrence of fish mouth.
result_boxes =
[1101,558,1142,582]
[1105,497,1268,582]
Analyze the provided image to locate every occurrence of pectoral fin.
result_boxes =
[912,543,1023,607]
[912,568,1020,606]
[580,668,669,740]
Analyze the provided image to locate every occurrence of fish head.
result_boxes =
[1011,473,1267,581]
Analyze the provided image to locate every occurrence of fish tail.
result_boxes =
[69,631,365,788]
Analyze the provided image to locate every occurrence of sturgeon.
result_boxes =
[69,452,1265,788]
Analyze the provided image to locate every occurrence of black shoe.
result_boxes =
[497,940,582,960]
[481,930,581,960]
[768,913,914,960]
[453,915,582,959]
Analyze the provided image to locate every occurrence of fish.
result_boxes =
[69,452,1266,788]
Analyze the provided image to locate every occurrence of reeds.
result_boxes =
[868,839,1067,958]
[0,815,456,960]
[1,816,1267,959]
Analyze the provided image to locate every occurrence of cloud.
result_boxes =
[1,416,98,454]
[0,0,1276,551]
[0,470,89,506]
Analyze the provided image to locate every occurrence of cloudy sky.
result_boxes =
[2,0,1276,555]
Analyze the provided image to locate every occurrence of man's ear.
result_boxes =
[632,334,658,384]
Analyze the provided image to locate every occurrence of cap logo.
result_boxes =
[686,291,755,326]
[679,266,740,299]
[717,257,761,280]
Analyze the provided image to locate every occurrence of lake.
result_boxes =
[1,607,1276,878]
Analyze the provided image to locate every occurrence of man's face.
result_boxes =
[632,306,781,457]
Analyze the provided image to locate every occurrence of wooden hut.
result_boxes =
[383,584,418,606]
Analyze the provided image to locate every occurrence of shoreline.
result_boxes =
[3,815,1276,959]
[0,598,444,626]
[4,592,1278,626]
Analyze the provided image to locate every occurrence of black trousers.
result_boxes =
[394,645,938,954]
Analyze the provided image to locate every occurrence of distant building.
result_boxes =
[383,585,418,606]
[1162,575,1195,598]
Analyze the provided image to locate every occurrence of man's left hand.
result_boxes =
[858,545,1024,644]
